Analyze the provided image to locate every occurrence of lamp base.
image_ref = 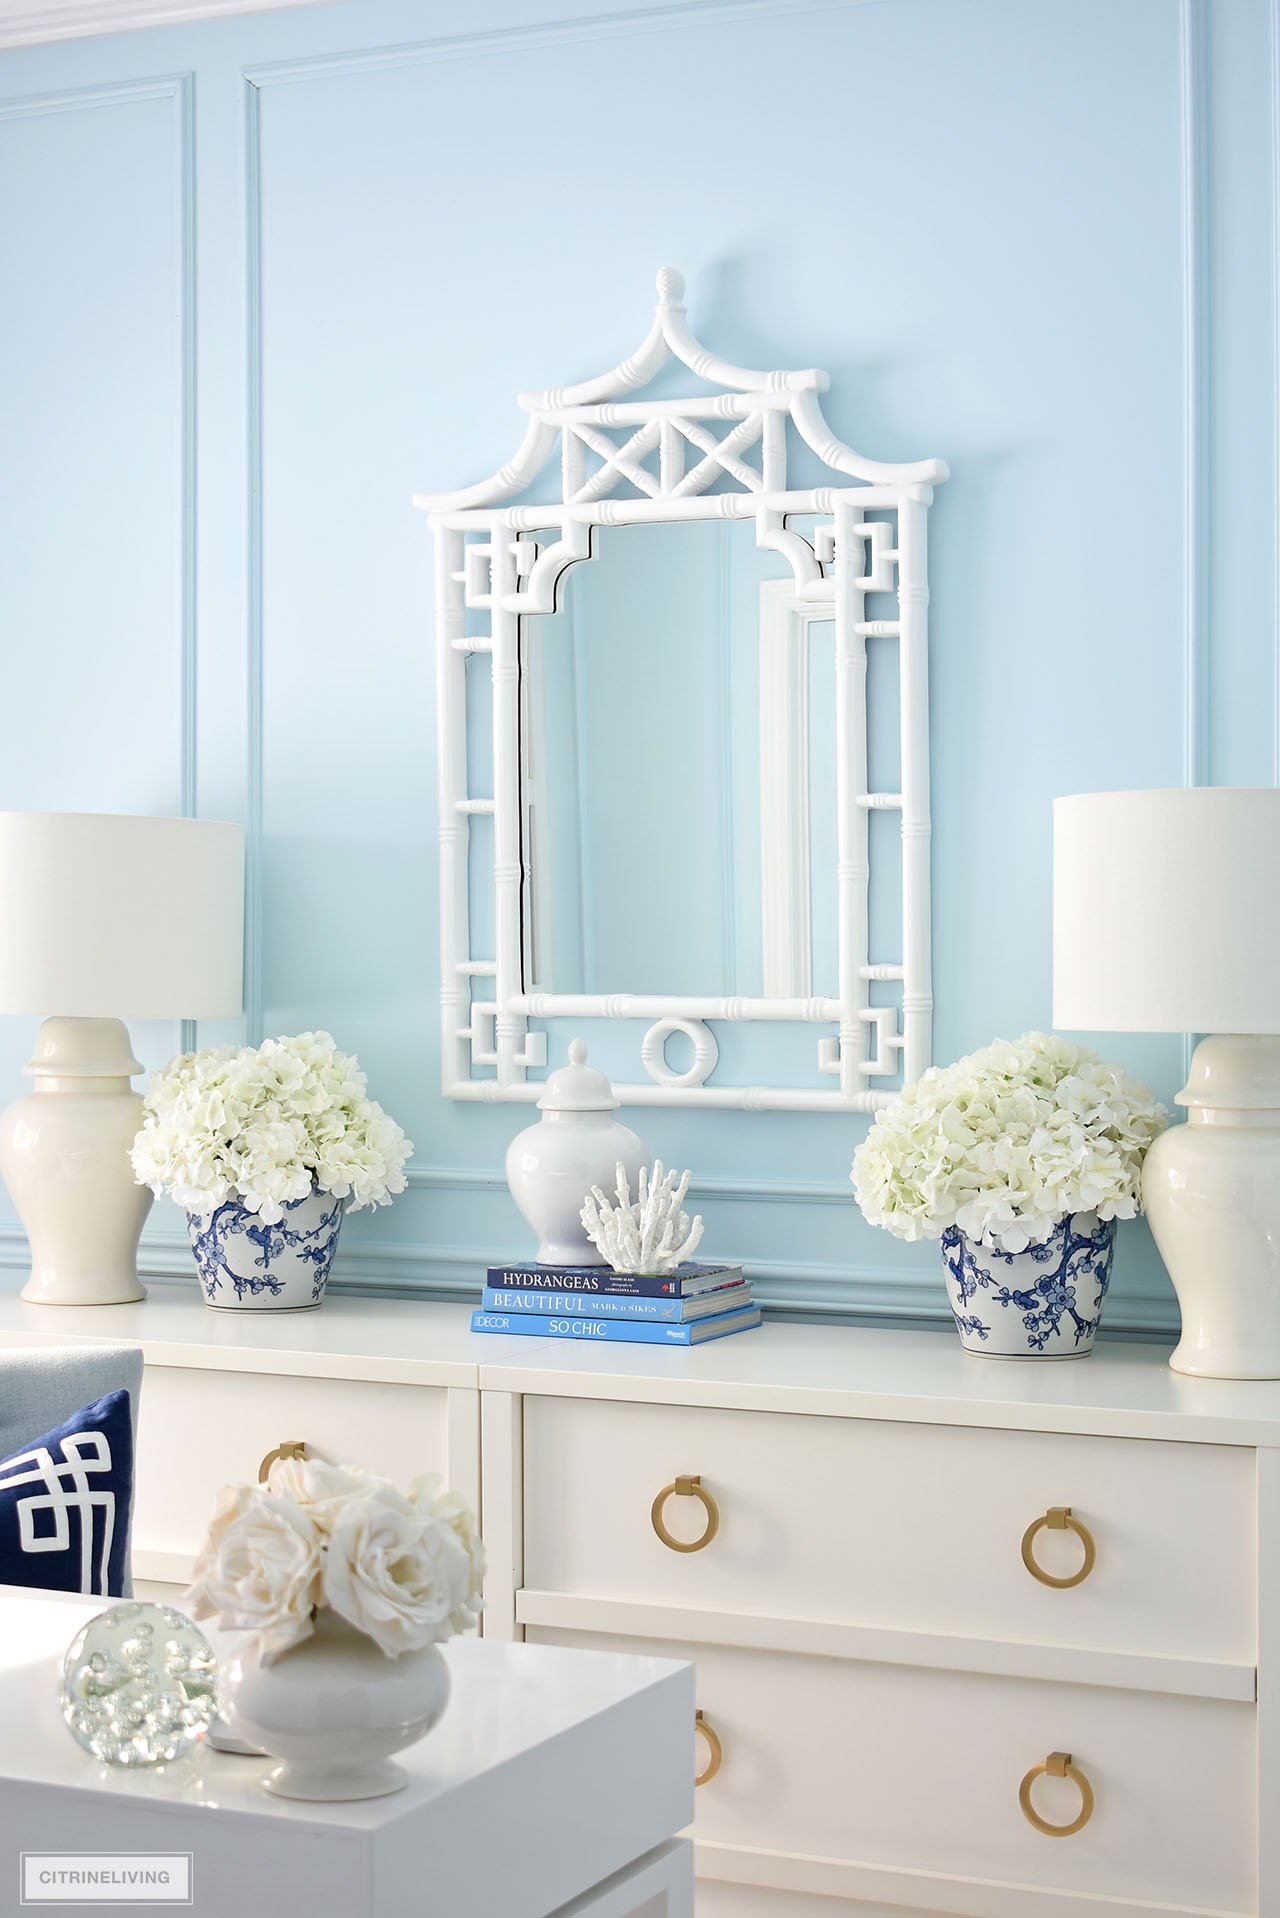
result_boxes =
[0,1017,151,1307]
[1143,1034,1280,1378]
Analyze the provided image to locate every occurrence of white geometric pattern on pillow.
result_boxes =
[0,1430,116,1596]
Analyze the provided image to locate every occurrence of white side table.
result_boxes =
[0,1589,695,1917]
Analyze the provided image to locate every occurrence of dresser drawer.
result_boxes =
[132,1365,454,1582]
[522,1397,1256,1661]
[697,1891,938,1918]
[528,1627,1256,1911]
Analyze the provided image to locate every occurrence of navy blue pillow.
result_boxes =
[0,1390,134,1598]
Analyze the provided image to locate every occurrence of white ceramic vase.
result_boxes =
[505,1040,646,1266]
[940,1211,1116,1359]
[221,1608,450,1800]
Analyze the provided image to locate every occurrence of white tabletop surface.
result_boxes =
[4,1275,1280,1445]
[0,1588,694,1918]
[0,1589,695,1915]
[473,1314,1280,1442]
[0,1281,481,1388]
[0,1588,684,1824]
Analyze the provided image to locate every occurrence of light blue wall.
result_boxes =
[1,0,1276,1331]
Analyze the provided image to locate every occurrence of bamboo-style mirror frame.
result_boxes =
[415,268,947,1112]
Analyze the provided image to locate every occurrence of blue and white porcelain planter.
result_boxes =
[187,1188,345,1312]
[940,1211,1116,1359]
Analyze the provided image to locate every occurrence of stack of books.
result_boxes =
[471,1260,760,1346]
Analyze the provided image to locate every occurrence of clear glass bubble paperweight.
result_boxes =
[59,1602,219,1766]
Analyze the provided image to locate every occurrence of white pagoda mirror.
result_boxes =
[415,269,947,1112]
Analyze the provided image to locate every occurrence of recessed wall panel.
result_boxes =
[254,0,1188,1297]
[0,82,189,1227]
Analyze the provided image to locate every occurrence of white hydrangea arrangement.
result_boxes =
[852,1031,1166,1254]
[130,1031,412,1223]
[188,1455,484,1665]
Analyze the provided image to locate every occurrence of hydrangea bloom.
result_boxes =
[131,1031,413,1223]
[851,1032,1166,1254]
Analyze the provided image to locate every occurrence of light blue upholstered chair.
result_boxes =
[0,1344,144,1596]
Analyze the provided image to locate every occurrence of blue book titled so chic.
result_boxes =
[470,1304,762,1346]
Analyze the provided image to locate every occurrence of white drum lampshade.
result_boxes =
[0,812,245,1306]
[1054,789,1280,1378]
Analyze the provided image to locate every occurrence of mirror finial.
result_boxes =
[656,265,685,308]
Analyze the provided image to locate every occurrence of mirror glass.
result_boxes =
[520,519,847,1000]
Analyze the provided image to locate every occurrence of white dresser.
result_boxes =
[1,1279,1274,1918]
[0,1284,481,1589]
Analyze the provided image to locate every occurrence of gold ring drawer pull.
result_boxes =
[694,1710,722,1787]
[1019,1751,1094,1837]
[651,1475,720,1553]
[258,1440,309,1484]
[1021,1507,1096,1588]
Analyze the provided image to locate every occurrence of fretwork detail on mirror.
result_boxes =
[416,269,948,1111]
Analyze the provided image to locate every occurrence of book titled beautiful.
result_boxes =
[482,1285,753,1323]
[484,1260,744,1298]
[470,1304,762,1346]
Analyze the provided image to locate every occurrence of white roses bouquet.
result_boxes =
[187,1455,484,1664]
[852,1031,1166,1254]
[131,1031,412,1223]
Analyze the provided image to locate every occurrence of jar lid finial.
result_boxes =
[537,1038,619,1113]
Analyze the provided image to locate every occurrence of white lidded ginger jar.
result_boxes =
[505,1041,647,1265]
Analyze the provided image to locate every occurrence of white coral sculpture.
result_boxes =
[581,1160,706,1275]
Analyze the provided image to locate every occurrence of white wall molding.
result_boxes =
[0,1224,1178,1334]
[1177,0,1209,1091]
[177,65,198,1054]
[241,0,870,91]
[1273,0,1280,785]
[0,69,183,109]
[404,1164,507,1193]
[689,1173,853,1207]
[395,1164,1180,1328]
[0,0,869,57]
[0,0,326,50]
[243,72,265,1044]
[1179,0,1210,799]
[405,1162,858,1207]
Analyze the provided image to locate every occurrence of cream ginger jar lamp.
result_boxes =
[0,812,244,1306]
[1054,788,1280,1378]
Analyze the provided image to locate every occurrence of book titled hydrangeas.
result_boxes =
[131,1031,412,1311]
[852,1032,1166,1358]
